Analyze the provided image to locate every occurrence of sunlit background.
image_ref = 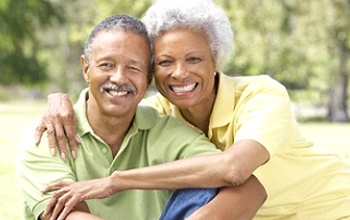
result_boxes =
[1,0,349,219]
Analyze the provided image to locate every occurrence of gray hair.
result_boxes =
[84,15,153,82]
[143,0,234,71]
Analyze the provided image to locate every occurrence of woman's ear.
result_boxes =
[80,55,90,85]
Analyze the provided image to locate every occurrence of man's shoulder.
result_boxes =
[19,119,43,151]
[136,105,184,126]
[136,105,200,134]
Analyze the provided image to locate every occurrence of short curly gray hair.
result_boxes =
[143,0,234,71]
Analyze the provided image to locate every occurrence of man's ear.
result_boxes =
[80,55,90,85]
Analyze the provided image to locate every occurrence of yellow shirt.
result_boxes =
[142,73,350,219]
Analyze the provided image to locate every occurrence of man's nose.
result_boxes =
[110,67,127,83]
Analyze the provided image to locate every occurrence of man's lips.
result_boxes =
[170,83,197,93]
[106,89,129,96]
[101,83,137,96]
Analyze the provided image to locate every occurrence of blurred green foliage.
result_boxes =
[0,0,349,120]
[0,0,64,85]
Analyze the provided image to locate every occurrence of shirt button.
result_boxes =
[102,148,107,154]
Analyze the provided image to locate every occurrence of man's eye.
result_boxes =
[127,66,141,72]
[101,63,113,67]
[99,63,114,70]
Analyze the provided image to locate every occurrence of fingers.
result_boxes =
[44,187,80,220]
[46,193,70,220]
[41,181,71,193]
[34,119,47,145]
[63,115,81,159]
[35,93,79,160]
[51,194,74,220]
[45,119,59,157]
[54,121,68,161]
[56,196,79,220]
[43,195,58,218]
[35,117,58,157]
[42,182,75,220]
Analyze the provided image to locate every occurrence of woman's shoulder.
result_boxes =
[141,93,173,115]
[223,74,287,93]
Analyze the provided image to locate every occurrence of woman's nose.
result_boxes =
[170,63,189,81]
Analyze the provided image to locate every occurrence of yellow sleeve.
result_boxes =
[233,76,304,155]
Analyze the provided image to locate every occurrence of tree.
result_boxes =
[216,0,349,122]
[46,0,153,97]
[327,0,350,122]
[0,0,64,85]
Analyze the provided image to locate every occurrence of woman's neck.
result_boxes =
[180,83,217,135]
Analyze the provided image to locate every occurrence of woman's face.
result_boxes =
[153,28,217,109]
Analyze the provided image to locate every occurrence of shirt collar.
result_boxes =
[209,72,236,128]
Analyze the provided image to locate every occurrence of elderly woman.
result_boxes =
[37,0,350,219]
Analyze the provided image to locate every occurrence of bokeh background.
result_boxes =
[1,0,349,219]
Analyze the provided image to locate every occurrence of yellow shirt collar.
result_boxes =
[210,72,236,128]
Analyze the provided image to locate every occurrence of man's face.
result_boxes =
[82,30,150,118]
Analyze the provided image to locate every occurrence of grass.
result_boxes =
[0,100,45,220]
[1,101,349,219]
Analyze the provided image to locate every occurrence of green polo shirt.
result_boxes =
[17,89,220,220]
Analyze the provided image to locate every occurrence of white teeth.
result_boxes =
[171,83,196,93]
[108,90,128,96]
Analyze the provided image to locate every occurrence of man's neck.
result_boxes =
[87,105,135,157]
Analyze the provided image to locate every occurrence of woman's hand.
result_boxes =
[42,177,116,220]
[34,93,80,160]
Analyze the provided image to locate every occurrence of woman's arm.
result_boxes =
[43,140,269,194]
[35,93,80,160]
[110,139,269,190]
[42,139,269,218]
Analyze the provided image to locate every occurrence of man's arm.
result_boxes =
[186,175,267,220]
[40,201,104,220]
[41,211,104,220]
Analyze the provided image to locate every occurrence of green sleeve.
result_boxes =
[17,122,76,219]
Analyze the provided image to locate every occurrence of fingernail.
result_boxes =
[50,148,56,156]
[61,152,66,161]
[71,150,76,159]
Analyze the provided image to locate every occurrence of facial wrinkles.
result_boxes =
[94,32,149,71]
[153,28,218,113]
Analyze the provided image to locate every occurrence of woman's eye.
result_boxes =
[187,57,202,63]
[158,60,172,67]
